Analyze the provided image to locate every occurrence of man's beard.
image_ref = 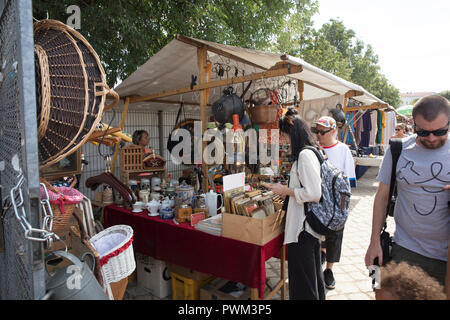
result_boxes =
[418,138,446,149]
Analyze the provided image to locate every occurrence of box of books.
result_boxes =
[221,210,284,246]
[221,187,285,245]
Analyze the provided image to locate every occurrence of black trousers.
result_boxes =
[288,230,325,300]
[321,228,344,263]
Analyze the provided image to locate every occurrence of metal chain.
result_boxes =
[10,173,58,249]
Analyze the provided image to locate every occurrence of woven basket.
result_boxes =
[34,19,119,169]
[89,225,135,284]
[248,105,279,125]
[40,178,84,233]
[143,153,166,169]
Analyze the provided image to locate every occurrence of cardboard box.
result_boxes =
[200,278,251,300]
[136,254,172,299]
[167,262,212,281]
[222,210,285,245]
[171,272,215,300]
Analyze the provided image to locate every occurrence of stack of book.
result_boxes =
[194,214,222,236]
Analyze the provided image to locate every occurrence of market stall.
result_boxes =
[91,35,390,299]
[32,25,391,300]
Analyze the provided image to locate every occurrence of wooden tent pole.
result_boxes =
[111,97,130,174]
[197,46,209,192]
[296,80,304,113]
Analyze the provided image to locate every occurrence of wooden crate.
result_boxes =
[120,145,144,172]
[119,145,166,183]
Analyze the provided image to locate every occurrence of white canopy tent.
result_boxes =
[114,35,387,111]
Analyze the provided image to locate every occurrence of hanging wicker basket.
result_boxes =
[34,19,119,169]
[247,104,279,125]
[40,178,84,233]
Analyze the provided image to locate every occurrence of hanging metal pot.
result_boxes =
[212,86,244,125]
[43,250,108,300]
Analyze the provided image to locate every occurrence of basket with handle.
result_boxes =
[40,178,84,233]
[34,19,119,169]
[246,88,280,125]
[89,225,136,284]
[247,104,279,125]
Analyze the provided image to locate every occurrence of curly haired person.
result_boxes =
[375,261,447,300]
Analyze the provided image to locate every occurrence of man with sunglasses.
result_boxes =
[312,116,356,289]
[365,95,450,287]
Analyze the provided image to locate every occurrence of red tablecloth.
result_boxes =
[104,204,284,299]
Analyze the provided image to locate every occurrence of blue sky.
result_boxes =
[313,0,450,93]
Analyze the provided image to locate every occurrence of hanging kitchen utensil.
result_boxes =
[167,101,186,154]
[166,101,196,162]
[212,86,244,125]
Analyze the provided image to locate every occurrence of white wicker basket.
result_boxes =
[89,224,136,284]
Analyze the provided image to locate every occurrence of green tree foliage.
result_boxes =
[308,20,401,107]
[33,0,299,86]
[273,17,401,107]
[438,90,450,101]
[271,0,319,55]
[33,1,401,107]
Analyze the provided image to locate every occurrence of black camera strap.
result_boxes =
[384,139,403,229]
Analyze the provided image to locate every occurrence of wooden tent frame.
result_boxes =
[110,35,388,191]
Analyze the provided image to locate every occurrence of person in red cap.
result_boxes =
[312,116,356,290]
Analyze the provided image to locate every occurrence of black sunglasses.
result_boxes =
[414,122,449,137]
[311,127,333,135]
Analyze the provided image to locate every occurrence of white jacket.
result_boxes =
[284,148,322,245]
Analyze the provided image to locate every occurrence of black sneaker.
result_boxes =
[323,268,335,289]
[320,250,326,265]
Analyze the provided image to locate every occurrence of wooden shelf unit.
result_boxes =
[119,145,167,183]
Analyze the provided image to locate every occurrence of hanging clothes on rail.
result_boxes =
[354,111,362,146]
[345,111,356,145]
[375,110,381,144]
[359,111,372,148]
[383,111,397,145]
[369,111,378,146]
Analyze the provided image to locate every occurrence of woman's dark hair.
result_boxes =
[132,130,148,145]
[279,108,318,160]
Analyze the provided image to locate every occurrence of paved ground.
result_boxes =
[124,166,394,300]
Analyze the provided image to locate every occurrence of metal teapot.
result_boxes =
[212,86,244,125]
[43,250,108,300]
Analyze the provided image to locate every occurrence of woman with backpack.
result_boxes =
[267,109,325,300]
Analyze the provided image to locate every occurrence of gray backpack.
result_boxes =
[299,147,352,236]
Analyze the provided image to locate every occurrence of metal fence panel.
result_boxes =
[0,0,44,300]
